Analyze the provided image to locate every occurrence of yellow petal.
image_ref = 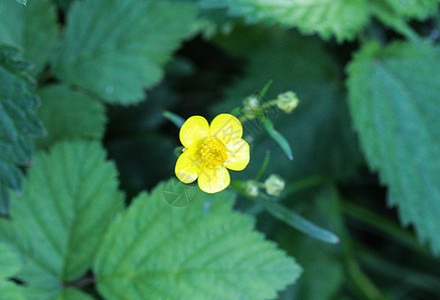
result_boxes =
[175,148,201,183]
[210,114,243,145]
[179,116,210,149]
[224,138,250,171]
[198,165,230,193]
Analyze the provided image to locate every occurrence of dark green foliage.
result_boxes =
[1,0,440,299]
[0,45,44,214]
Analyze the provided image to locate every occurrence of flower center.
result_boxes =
[199,137,228,168]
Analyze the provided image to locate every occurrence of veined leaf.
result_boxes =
[0,141,124,294]
[37,85,106,149]
[0,45,44,214]
[0,243,20,278]
[53,0,198,104]
[94,179,301,300]
[0,0,58,75]
[383,0,440,19]
[0,243,25,299]
[347,41,440,254]
[200,0,369,41]
[23,287,95,300]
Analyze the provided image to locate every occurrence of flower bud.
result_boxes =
[276,91,299,114]
[264,174,285,196]
[245,180,259,197]
[242,96,261,120]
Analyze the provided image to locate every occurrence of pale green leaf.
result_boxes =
[347,41,440,254]
[24,287,95,300]
[383,0,440,19]
[0,0,58,75]
[94,179,301,300]
[200,0,369,41]
[37,85,106,149]
[0,281,25,300]
[0,45,44,214]
[0,243,21,278]
[0,243,25,300]
[53,0,198,104]
[0,141,124,292]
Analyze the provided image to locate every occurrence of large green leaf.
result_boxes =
[24,287,95,300]
[0,0,58,75]
[200,0,369,41]
[383,0,440,19]
[0,45,44,214]
[0,243,25,299]
[347,41,440,254]
[94,179,301,299]
[0,141,124,294]
[214,26,362,182]
[53,0,198,104]
[37,85,106,149]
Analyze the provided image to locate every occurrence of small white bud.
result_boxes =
[264,174,285,196]
[245,180,259,197]
[276,91,299,114]
[242,96,261,120]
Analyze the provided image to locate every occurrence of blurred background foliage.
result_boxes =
[1,0,440,299]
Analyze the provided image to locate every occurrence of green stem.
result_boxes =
[259,99,278,110]
[284,175,329,196]
[358,249,440,294]
[328,185,388,300]
[255,150,270,181]
[341,200,431,256]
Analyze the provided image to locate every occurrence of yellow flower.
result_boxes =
[175,113,250,193]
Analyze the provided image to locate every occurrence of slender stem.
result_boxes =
[328,185,387,300]
[259,99,278,110]
[284,175,329,196]
[255,150,270,181]
[341,200,431,256]
[358,249,440,294]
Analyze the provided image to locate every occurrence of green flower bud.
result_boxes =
[276,91,299,114]
[264,174,285,196]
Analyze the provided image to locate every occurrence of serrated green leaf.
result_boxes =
[0,141,124,293]
[37,85,106,149]
[0,45,44,214]
[0,243,21,278]
[383,0,440,19]
[94,179,301,300]
[24,287,95,300]
[200,0,369,41]
[347,41,440,254]
[214,26,362,182]
[53,0,198,104]
[0,0,58,75]
[0,243,25,299]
